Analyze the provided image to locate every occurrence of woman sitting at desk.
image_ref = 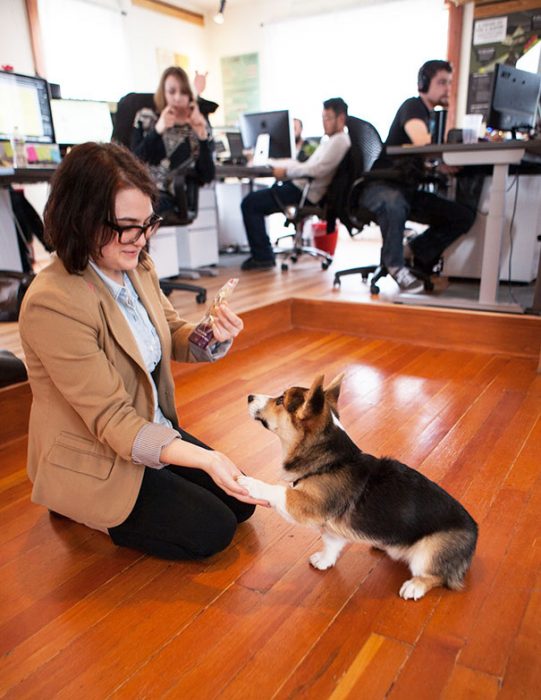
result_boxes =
[131,66,215,216]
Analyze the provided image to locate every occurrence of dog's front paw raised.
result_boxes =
[237,475,270,501]
[309,551,336,570]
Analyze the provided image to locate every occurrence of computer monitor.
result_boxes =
[0,70,55,143]
[51,99,113,148]
[487,63,541,133]
[239,109,295,161]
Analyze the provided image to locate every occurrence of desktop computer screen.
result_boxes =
[51,99,113,147]
[240,109,295,160]
[487,63,541,133]
[0,70,55,143]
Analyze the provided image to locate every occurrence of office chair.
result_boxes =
[272,116,380,271]
[112,92,218,304]
[332,118,434,295]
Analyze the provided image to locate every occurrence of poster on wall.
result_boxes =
[467,9,541,116]
[220,53,259,126]
[156,48,190,77]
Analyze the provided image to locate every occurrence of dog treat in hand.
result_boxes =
[188,278,239,350]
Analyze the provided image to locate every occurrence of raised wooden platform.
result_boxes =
[1,299,540,697]
[4,297,540,446]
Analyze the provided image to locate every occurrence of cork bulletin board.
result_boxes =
[467,6,541,115]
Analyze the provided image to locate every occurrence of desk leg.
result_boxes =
[479,163,507,306]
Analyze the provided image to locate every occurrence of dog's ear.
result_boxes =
[325,373,344,411]
[299,375,325,420]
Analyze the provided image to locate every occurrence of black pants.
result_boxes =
[241,181,304,261]
[108,428,256,560]
[360,181,476,270]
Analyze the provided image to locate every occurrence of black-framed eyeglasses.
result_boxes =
[106,213,163,244]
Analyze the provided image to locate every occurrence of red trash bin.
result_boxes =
[312,221,339,255]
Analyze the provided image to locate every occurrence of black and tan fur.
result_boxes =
[238,374,478,600]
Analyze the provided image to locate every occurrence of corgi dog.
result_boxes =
[238,374,478,600]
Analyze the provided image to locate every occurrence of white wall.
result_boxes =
[123,4,210,94]
[0,0,35,75]
[203,0,449,136]
[2,0,458,133]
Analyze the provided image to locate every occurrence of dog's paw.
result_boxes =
[399,578,427,601]
[309,551,336,570]
[237,475,270,501]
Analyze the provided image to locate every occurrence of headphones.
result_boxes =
[418,60,452,93]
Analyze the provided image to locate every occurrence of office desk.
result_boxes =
[214,164,274,251]
[387,140,541,312]
[215,163,273,180]
[1,167,57,271]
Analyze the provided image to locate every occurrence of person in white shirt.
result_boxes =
[240,98,351,270]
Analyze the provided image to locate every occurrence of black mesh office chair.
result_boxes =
[272,116,381,271]
[112,92,218,304]
[333,119,434,295]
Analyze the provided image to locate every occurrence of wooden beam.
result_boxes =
[24,0,47,78]
[132,0,205,26]
[446,1,464,130]
[474,1,541,18]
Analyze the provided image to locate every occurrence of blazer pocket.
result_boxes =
[48,432,114,480]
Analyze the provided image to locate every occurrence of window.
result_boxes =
[260,0,449,139]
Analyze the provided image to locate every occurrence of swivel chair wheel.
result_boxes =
[290,255,298,264]
[361,273,369,282]
[370,283,380,295]
[321,261,330,270]
[281,262,289,271]
[196,291,207,304]
[333,275,341,287]
[163,288,173,297]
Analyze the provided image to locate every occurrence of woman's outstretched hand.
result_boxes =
[206,451,270,506]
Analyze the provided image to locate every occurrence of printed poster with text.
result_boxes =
[220,53,259,126]
[467,8,541,116]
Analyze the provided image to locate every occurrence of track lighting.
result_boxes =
[213,0,226,24]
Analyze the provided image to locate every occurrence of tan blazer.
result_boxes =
[19,256,199,530]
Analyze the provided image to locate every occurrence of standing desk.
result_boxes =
[387,140,541,313]
[0,167,57,271]
[214,164,274,251]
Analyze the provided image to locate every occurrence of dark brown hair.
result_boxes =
[44,142,158,273]
[154,66,194,113]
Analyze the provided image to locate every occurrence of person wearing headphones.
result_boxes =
[360,59,476,293]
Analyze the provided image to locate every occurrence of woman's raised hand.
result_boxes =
[211,303,243,343]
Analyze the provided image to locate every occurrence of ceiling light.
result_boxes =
[213,0,226,24]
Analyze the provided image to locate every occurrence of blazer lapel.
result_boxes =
[83,266,148,373]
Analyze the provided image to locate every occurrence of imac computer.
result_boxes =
[240,109,295,163]
[0,70,55,144]
[487,63,541,134]
[51,99,113,151]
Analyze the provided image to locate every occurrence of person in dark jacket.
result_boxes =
[131,66,215,215]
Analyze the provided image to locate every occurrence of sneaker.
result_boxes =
[388,266,424,294]
[240,256,276,271]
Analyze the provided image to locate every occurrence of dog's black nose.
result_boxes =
[247,395,255,403]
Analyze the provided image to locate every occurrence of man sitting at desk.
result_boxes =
[360,59,476,293]
[240,97,350,270]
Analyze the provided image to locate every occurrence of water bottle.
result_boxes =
[11,127,27,168]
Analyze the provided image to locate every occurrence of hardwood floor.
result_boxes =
[1,231,541,698]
